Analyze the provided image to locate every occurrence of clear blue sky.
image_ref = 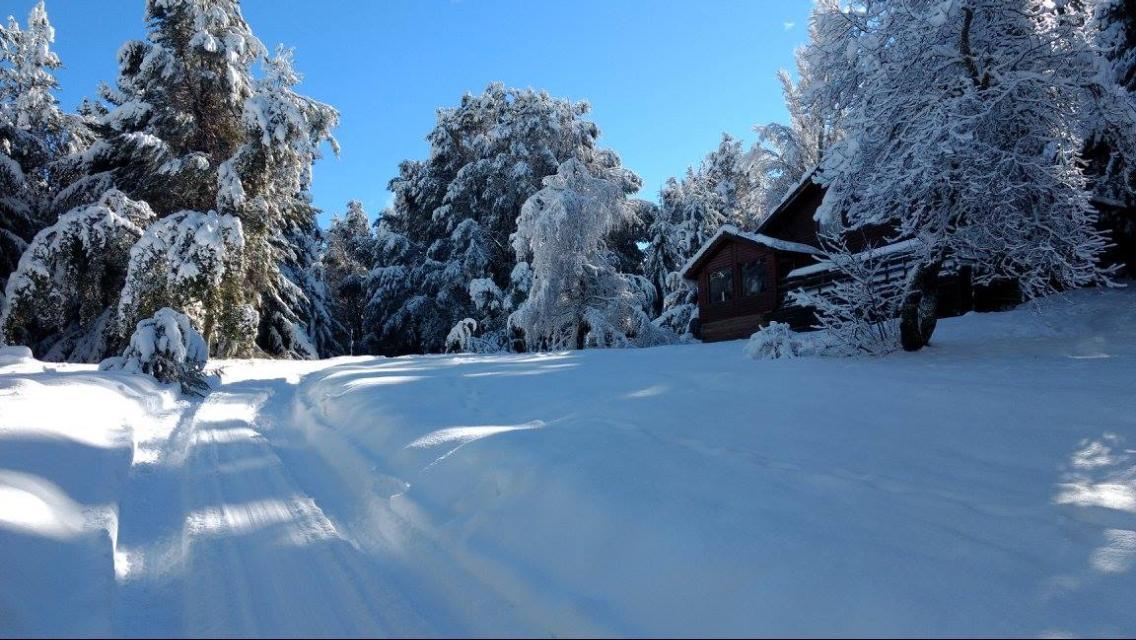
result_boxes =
[28,0,812,226]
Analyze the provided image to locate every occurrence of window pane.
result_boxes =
[742,261,764,297]
[709,268,733,303]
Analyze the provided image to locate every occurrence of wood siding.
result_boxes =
[693,238,778,341]
[702,313,766,342]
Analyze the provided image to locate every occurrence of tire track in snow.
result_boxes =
[112,384,436,637]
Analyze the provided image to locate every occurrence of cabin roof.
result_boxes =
[682,224,821,280]
[755,166,821,236]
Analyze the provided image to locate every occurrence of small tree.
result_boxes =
[788,238,903,356]
[322,200,374,355]
[100,307,210,396]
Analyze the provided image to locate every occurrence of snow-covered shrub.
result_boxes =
[100,307,210,396]
[116,209,249,356]
[788,241,902,356]
[445,318,480,353]
[0,190,152,361]
[745,322,812,359]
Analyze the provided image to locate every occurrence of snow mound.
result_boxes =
[0,345,34,367]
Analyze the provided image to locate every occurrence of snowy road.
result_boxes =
[2,288,1136,637]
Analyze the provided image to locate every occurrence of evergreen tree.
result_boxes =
[53,2,338,359]
[61,0,261,215]
[220,46,339,358]
[116,210,253,357]
[1,190,153,360]
[322,200,374,355]
[0,1,88,302]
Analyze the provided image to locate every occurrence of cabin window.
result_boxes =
[741,260,764,296]
[708,268,733,303]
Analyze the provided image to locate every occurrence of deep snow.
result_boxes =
[1,288,1135,637]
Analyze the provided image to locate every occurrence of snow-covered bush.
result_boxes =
[445,318,480,353]
[0,189,152,361]
[788,242,902,356]
[100,307,210,396]
[744,322,812,359]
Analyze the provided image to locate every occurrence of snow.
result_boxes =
[1,287,1135,636]
[681,224,821,279]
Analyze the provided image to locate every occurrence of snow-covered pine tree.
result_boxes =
[322,200,374,355]
[220,46,340,358]
[0,1,89,303]
[59,0,262,215]
[1,190,154,360]
[58,3,339,359]
[100,307,211,396]
[116,210,253,357]
[365,84,641,355]
[807,0,1126,351]
[509,159,667,350]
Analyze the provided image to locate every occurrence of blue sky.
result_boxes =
[31,0,812,226]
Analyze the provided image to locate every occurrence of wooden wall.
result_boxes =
[695,238,779,341]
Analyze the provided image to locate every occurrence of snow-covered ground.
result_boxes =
[2,288,1135,637]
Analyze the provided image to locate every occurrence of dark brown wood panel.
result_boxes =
[701,313,766,342]
[695,237,780,325]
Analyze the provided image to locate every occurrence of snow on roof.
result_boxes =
[682,224,821,279]
[785,238,923,279]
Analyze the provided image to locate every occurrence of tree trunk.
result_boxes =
[900,259,942,351]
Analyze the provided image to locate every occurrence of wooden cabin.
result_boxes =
[683,173,987,342]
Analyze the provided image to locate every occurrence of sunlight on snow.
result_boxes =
[184,495,340,542]
[192,426,264,446]
[1055,434,1136,514]
[407,421,545,450]
[0,471,88,539]
[623,384,669,399]
[193,392,264,424]
[405,421,545,469]
[341,375,424,390]
[1054,434,1136,577]
[1090,529,1136,573]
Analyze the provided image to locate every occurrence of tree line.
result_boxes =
[1,0,1132,361]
